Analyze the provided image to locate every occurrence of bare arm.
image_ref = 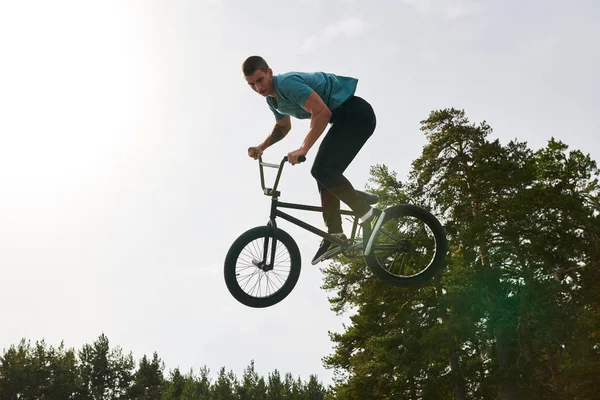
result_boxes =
[298,91,332,153]
[248,116,292,158]
[259,116,292,150]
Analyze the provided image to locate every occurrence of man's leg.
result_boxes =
[310,96,377,263]
[316,181,343,234]
[312,96,376,224]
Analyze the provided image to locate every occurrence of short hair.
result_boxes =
[242,56,269,76]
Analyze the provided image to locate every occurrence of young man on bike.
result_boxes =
[243,56,376,265]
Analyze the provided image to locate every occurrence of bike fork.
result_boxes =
[364,210,386,256]
[264,218,278,268]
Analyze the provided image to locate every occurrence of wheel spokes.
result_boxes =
[372,214,437,278]
[235,236,292,298]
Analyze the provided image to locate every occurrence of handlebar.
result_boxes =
[284,155,306,163]
[257,155,306,197]
[257,155,306,168]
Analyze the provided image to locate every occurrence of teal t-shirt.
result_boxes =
[266,71,358,120]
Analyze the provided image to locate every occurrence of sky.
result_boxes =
[1,0,599,386]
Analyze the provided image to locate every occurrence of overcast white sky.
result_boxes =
[1,0,598,385]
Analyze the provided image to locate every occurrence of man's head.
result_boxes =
[243,56,274,97]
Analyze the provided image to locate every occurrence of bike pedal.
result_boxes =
[312,246,343,265]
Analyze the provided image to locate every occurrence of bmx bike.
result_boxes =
[224,156,447,308]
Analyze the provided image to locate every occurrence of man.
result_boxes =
[242,56,376,265]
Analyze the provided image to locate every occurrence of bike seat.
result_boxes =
[357,190,379,205]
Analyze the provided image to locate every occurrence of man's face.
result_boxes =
[245,68,273,97]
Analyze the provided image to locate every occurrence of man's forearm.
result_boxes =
[260,124,289,150]
[300,110,331,152]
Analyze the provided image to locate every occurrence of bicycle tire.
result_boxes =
[224,226,301,308]
[364,204,447,287]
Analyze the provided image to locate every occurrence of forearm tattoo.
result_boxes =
[266,125,287,147]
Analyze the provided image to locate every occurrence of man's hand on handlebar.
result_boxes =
[248,146,264,160]
[287,147,308,165]
[250,149,306,165]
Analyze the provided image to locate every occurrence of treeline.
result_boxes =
[321,108,600,399]
[3,108,599,399]
[0,333,330,399]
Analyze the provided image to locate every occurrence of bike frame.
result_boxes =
[257,156,362,267]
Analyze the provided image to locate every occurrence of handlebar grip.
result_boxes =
[283,155,307,163]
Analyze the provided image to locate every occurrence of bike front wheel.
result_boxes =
[364,204,447,287]
[224,226,301,308]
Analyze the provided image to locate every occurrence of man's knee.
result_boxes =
[311,163,326,181]
[312,165,339,186]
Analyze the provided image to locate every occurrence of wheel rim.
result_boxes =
[235,236,292,298]
[372,213,438,278]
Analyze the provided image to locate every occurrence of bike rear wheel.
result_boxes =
[224,226,301,308]
[365,204,447,287]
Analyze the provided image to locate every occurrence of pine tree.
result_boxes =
[322,108,600,399]
[77,333,134,399]
[129,352,165,399]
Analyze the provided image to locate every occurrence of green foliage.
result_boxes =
[78,333,135,399]
[129,353,165,399]
[0,335,330,399]
[322,108,600,399]
[3,108,597,400]
[0,339,79,399]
